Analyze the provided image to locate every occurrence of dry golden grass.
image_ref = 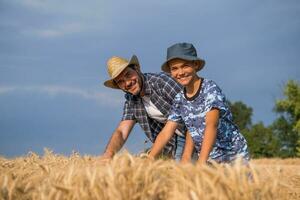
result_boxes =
[0,149,300,200]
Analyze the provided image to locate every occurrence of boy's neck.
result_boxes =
[185,76,201,97]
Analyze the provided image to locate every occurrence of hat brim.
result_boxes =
[161,55,205,73]
[104,55,140,89]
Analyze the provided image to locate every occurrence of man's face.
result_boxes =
[114,66,142,95]
[168,59,199,87]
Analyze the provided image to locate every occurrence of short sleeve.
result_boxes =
[204,82,227,114]
[121,100,136,121]
[167,93,183,122]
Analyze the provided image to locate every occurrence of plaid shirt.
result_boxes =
[121,72,186,156]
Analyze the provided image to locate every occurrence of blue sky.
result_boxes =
[1,0,299,157]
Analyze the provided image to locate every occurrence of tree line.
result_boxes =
[229,80,300,158]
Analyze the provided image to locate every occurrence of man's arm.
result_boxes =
[101,120,136,159]
[197,109,219,165]
[181,131,195,164]
[148,121,178,159]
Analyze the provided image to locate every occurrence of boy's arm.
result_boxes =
[148,121,178,159]
[181,131,195,164]
[197,109,219,165]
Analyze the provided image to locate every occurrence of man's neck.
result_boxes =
[138,73,145,97]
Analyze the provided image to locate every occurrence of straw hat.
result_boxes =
[104,55,140,89]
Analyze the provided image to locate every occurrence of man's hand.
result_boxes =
[100,120,135,164]
[95,152,113,165]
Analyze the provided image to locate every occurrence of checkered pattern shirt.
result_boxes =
[121,72,186,156]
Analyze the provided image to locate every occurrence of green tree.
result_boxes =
[272,80,300,157]
[229,100,280,158]
[271,116,295,157]
[228,101,253,131]
[243,122,280,158]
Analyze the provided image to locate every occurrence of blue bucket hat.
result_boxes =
[161,42,205,73]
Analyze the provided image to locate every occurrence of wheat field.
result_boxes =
[0,149,299,200]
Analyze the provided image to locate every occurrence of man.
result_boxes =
[99,55,195,162]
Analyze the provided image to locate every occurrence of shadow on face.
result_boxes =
[114,65,143,95]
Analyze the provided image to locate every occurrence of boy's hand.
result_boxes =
[180,157,191,164]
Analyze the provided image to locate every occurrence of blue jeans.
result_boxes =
[174,135,198,162]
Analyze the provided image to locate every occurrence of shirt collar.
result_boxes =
[141,73,152,96]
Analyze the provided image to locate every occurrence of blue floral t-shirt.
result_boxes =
[168,78,250,162]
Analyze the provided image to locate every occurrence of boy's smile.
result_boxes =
[168,59,199,87]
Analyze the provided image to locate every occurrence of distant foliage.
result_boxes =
[228,101,279,158]
[228,101,253,131]
[243,122,280,158]
[273,80,300,157]
[228,79,300,158]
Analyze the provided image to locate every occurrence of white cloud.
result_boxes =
[0,85,123,107]
[3,0,108,38]
[0,86,17,94]
[32,29,62,38]
[16,0,106,18]
[21,0,45,8]
[21,22,85,38]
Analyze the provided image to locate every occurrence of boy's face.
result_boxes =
[114,66,142,95]
[168,59,199,87]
